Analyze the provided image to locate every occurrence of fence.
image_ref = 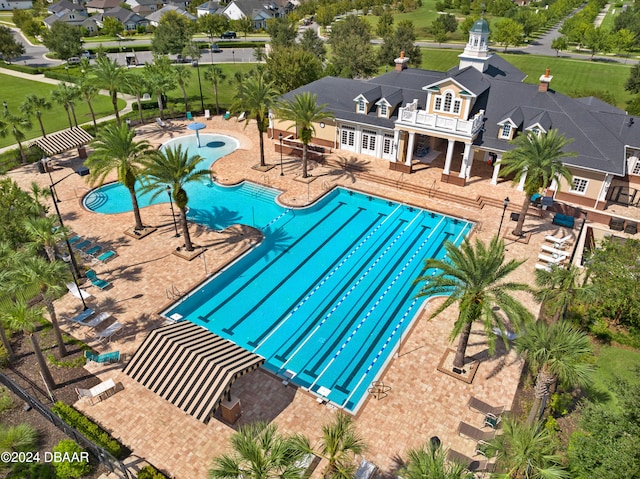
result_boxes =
[0,372,133,479]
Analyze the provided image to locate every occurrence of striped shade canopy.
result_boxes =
[32,127,94,156]
[124,321,264,423]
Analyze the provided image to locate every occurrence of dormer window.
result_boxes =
[379,104,388,117]
[501,124,512,139]
[530,127,541,137]
[433,89,462,115]
[357,99,366,113]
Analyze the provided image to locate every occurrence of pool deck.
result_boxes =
[7,114,599,478]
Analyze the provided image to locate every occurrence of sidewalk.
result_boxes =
[0,67,135,154]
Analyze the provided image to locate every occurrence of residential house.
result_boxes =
[196,0,221,17]
[95,6,150,30]
[0,0,32,11]
[124,0,159,17]
[47,0,84,15]
[271,18,640,216]
[85,0,120,13]
[220,0,280,29]
[43,2,99,34]
[145,4,195,26]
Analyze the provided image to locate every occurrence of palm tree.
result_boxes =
[499,129,575,237]
[302,412,366,479]
[2,299,56,390]
[124,71,149,125]
[0,109,32,164]
[4,253,71,357]
[51,83,79,129]
[93,56,126,125]
[22,215,67,262]
[140,145,209,250]
[87,123,152,231]
[208,422,308,479]
[515,321,595,425]
[277,92,335,178]
[143,55,177,119]
[204,65,226,115]
[401,441,473,479]
[232,71,279,168]
[534,264,594,323]
[78,76,99,133]
[174,65,192,113]
[485,417,569,479]
[415,236,533,369]
[19,94,52,138]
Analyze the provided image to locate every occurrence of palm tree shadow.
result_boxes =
[188,206,242,231]
[468,333,521,379]
[326,155,370,183]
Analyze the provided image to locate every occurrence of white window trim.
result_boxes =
[379,103,388,118]
[357,99,366,113]
[630,156,640,175]
[570,177,589,195]
[433,89,459,114]
[500,123,512,139]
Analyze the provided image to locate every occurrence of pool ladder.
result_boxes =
[166,284,184,300]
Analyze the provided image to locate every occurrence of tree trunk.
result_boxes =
[44,244,56,262]
[37,113,46,138]
[17,140,26,164]
[181,84,189,113]
[45,300,67,357]
[30,334,56,390]
[137,96,144,125]
[214,84,220,115]
[70,103,78,127]
[0,324,15,362]
[64,106,72,129]
[128,185,144,230]
[180,208,193,251]
[156,90,164,119]
[512,195,531,237]
[111,90,120,125]
[526,368,555,425]
[86,96,98,134]
[258,125,265,167]
[453,321,473,369]
[302,143,308,178]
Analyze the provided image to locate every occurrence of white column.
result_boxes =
[458,143,472,178]
[405,131,415,166]
[490,154,502,185]
[516,167,528,191]
[392,130,400,163]
[443,139,455,174]
[596,173,613,205]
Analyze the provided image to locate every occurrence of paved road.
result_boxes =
[10,27,61,68]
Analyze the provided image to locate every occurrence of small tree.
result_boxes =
[492,18,524,52]
[204,66,226,115]
[0,109,32,164]
[51,440,91,478]
[19,94,52,138]
[551,36,568,56]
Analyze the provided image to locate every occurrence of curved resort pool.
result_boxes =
[84,133,474,413]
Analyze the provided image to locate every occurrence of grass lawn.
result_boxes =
[416,48,633,109]
[0,74,125,149]
[590,343,640,409]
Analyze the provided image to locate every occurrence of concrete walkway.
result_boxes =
[0,67,136,154]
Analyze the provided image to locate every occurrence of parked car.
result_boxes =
[220,31,236,39]
[66,57,80,64]
[211,43,221,53]
[81,50,92,59]
[175,54,184,63]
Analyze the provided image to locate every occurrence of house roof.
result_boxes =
[85,0,120,9]
[101,6,148,23]
[226,0,275,18]
[197,0,221,10]
[48,0,85,13]
[146,4,196,22]
[283,55,638,177]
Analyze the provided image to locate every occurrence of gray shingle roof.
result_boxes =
[526,110,552,131]
[498,106,524,127]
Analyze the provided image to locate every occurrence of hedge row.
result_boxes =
[51,401,125,459]
[83,40,264,55]
[0,62,44,75]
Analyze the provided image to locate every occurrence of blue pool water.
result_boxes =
[84,134,473,412]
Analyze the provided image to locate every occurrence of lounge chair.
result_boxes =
[458,422,496,441]
[156,117,168,128]
[85,269,110,289]
[204,109,211,120]
[67,235,83,245]
[94,250,116,263]
[73,239,92,251]
[354,459,378,479]
[541,245,566,256]
[67,308,95,324]
[236,111,246,122]
[492,327,518,341]
[84,350,120,364]
[95,322,123,343]
[468,397,505,417]
[447,449,495,473]
[544,234,572,249]
[82,245,102,258]
[223,111,231,120]
[83,311,111,329]
[66,282,92,301]
[186,111,193,121]
[535,263,552,272]
[75,378,117,404]
[538,253,567,264]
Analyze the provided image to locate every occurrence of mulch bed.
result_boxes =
[1,324,115,478]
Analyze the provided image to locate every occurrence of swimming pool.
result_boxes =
[85,134,473,412]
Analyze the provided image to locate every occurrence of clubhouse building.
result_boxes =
[270,19,640,214]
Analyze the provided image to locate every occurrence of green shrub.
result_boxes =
[51,402,123,458]
[544,415,560,432]
[51,439,91,478]
[549,392,574,417]
[0,386,14,413]
[0,63,44,75]
[47,354,86,368]
[0,345,10,369]
[138,465,169,479]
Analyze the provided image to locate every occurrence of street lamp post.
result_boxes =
[232,50,235,64]
[48,167,91,310]
[166,185,180,237]
[498,196,510,236]
[192,60,205,112]
[279,133,284,176]
[64,65,70,82]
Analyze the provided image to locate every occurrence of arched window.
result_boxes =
[443,92,453,112]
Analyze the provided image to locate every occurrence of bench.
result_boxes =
[552,213,575,228]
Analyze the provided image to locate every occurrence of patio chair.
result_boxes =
[468,397,506,417]
[538,253,567,264]
[82,245,102,258]
[544,234,572,248]
[85,269,110,289]
[223,111,231,120]
[186,111,193,121]
[94,250,116,263]
[541,245,566,256]
[484,413,501,429]
[624,221,637,235]
[73,239,92,251]
[66,308,95,324]
[66,282,92,301]
[83,311,111,329]
[156,117,168,128]
[84,350,120,364]
[447,449,495,473]
[354,459,378,479]
[458,422,496,441]
[75,378,117,404]
[535,263,552,272]
[95,322,123,343]
[236,111,246,122]
[67,235,83,245]
[204,109,211,120]
[609,217,625,231]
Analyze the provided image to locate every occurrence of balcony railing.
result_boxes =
[397,108,484,136]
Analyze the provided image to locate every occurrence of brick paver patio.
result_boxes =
[7,114,618,479]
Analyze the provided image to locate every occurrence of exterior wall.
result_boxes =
[555,167,606,208]
[223,3,244,20]
[425,82,470,119]
[0,0,32,10]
